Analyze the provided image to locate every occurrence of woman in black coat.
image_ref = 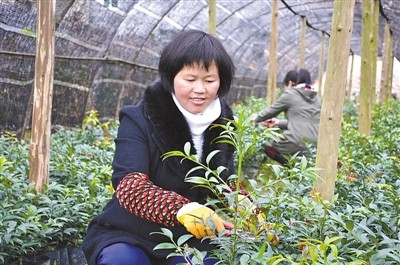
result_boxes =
[83,30,249,265]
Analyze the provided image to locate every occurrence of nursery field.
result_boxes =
[0,99,399,265]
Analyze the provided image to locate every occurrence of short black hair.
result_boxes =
[283,70,298,86]
[158,30,235,97]
[297,68,312,85]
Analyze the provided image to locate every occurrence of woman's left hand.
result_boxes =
[223,221,234,230]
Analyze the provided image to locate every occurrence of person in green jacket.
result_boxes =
[252,69,321,165]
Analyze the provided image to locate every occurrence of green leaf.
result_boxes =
[309,245,318,260]
[206,150,220,165]
[256,241,267,259]
[324,236,344,245]
[328,211,346,227]
[269,255,287,265]
[186,166,205,176]
[216,166,227,174]
[208,177,220,184]
[184,142,192,156]
[239,254,250,264]
[329,244,339,257]
[270,164,282,177]
[153,242,177,250]
[7,221,17,230]
[161,150,185,160]
[177,234,193,246]
[345,220,354,231]
[185,177,209,185]
[358,219,376,237]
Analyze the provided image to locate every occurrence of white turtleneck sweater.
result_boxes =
[172,94,221,160]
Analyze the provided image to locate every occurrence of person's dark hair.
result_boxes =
[158,30,235,97]
[283,70,298,86]
[297,68,312,85]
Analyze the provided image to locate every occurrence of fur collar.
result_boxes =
[143,81,236,179]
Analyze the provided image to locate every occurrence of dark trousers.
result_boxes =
[264,145,288,165]
[97,242,218,265]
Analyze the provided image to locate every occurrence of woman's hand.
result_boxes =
[177,202,227,239]
[223,221,234,230]
[261,118,279,128]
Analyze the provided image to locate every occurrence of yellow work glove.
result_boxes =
[177,202,225,239]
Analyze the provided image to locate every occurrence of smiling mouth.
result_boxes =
[191,97,206,102]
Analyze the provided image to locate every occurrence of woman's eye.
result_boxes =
[206,80,215,83]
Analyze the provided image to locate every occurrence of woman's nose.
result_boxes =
[193,81,206,93]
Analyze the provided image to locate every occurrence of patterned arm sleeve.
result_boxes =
[227,179,249,197]
[116,172,191,227]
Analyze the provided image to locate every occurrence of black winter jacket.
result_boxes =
[82,81,236,265]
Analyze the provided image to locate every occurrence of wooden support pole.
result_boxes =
[359,0,378,135]
[266,0,279,106]
[387,36,394,97]
[314,0,355,202]
[29,0,56,192]
[347,53,355,100]
[317,32,325,96]
[208,0,217,36]
[299,16,306,69]
[379,20,391,103]
[371,0,379,104]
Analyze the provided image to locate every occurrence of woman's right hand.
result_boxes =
[262,118,279,128]
[177,202,225,239]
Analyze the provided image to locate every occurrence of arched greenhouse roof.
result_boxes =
[1,0,399,133]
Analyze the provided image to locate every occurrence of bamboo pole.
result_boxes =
[29,0,56,192]
[314,0,355,202]
[347,53,355,100]
[266,0,279,106]
[379,20,391,103]
[299,16,306,69]
[208,0,217,36]
[359,0,378,135]
[387,36,394,97]
[371,0,379,104]
[317,32,325,96]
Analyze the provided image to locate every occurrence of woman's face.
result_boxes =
[173,62,220,114]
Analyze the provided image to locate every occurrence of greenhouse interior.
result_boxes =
[0,0,399,265]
